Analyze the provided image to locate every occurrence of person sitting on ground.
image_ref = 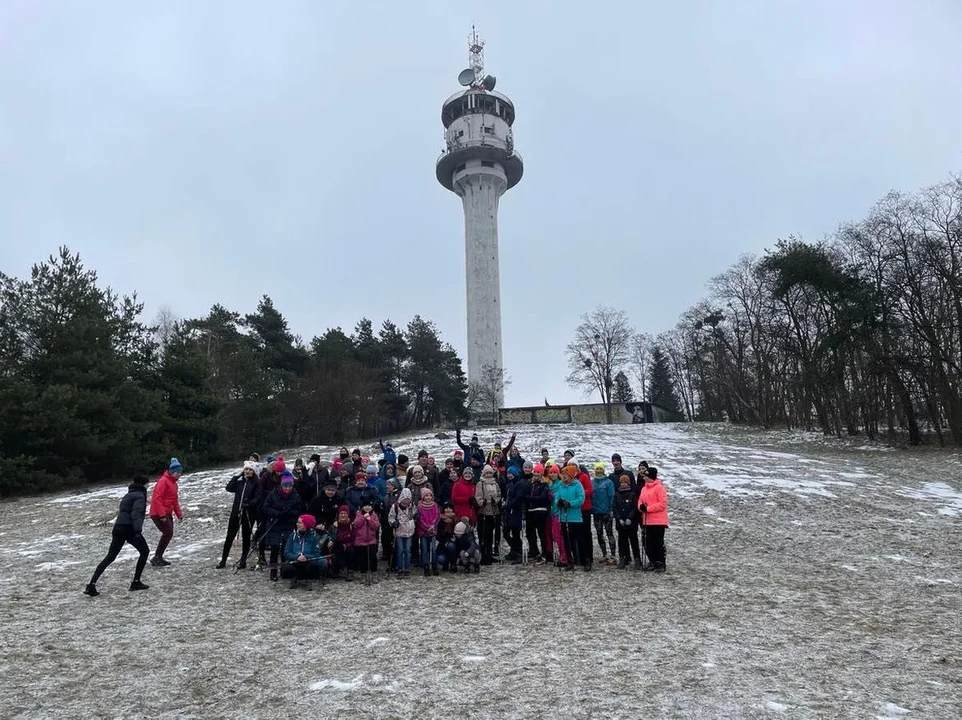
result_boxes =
[84,475,151,596]
[388,488,417,577]
[417,487,441,577]
[454,518,482,574]
[638,467,669,572]
[260,471,304,581]
[217,460,262,569]
[436,502,458,573]
[281,514,326,589]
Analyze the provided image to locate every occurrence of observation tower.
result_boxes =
[436,29,523,409]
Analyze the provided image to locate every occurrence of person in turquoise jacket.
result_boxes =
[280,514,325,589]
[554,465,585,571]
[591,462,617,565]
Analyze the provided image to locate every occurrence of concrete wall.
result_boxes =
[498,402,685,425]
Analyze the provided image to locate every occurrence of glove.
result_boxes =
[558,499,569,510]
[639,503,648,513]
[469,497,479,508]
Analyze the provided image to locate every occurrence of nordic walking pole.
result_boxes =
[639,511,649,570]
[236,516,278,574]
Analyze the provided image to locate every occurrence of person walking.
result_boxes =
[84,475,151,596]
[148,458,184,567]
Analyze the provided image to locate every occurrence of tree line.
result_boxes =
[569,174,962,446]
[0,248,468,495]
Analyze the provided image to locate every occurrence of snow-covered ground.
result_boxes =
[1,423,960,718]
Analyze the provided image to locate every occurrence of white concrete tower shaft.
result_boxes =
[436,36,523,409]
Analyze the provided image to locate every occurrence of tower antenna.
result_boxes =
[468,25,485,87]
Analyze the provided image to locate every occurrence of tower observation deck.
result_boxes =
[436,31,523,409]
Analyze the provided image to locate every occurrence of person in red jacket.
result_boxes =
[451,467,478,526]
[638,466,669,572]
[149,457,184,566]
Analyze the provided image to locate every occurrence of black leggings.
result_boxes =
[220,509,253,564]
[642,525,667,567]
[525,511,547,558]
[478,516,496,561]
[618,522,641,561]
[561,521,580,567]
[90,527,150,584]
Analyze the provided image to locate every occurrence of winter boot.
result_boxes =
[129,580,149,591]
[237,559,247,570]
[345,570,355,582]
[304,580,314,591]
[215,561,227,569]
[270,569,278,582]
[618,557,629,569]
[432,565,439,576]
[290,578,300,589]
[633,558,644,571]
[423,566,430,578]
[150,555,170,567]
[654,563,667,573]
[83,583,99,597]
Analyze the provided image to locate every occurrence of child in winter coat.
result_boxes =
[474,465,502,565]
[334,505,355,579]
[638,467,669,572]
[614,475,642,569]
[454,519,481,573]
[591,463,617,565]
[388,488,417,576]
[380,478,400,568]
[353,499,381,582]
[436,503,458,573]
[416,488,441,576]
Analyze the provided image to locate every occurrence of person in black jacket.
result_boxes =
[260,472,305,581]
[307,480,341,531]
[84,475,152,596]
[216,461,262,569]
[613,473,642,569]
[526,463,551,564]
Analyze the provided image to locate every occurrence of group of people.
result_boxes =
[83,430,670,595]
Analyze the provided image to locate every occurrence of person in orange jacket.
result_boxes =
[149,457,184,566]
[638,466,669,572]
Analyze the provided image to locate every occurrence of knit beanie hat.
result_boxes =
[399,488,412,505]
[454,521,468,536]
[243,460,257,472]
[619,474,631,487]
[355,471,367,481]
[274,458,287,474]
[132,474,149,486]
[522,460,534,472]
[594,462,606,474]
[365,464,377,475]
[548,465,560,475]
[462,467,474,479]
[169,457,183,473]
[482,464,494,476]
[280,471,294,487]
[532,463,544,474]
[299,514,316,529]
[338,504,350,516]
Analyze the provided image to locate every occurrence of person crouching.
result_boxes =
[281,514,326,590]
[454,519,481,574]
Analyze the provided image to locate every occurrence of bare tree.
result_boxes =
[630,332,653,400]
[565,306,632,423]
[153,305,179,352]
[473,363,511,419]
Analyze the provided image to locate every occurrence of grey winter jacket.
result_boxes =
[115,484,148,534]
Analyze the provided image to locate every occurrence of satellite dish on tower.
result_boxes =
[458,68,475,87]
[482,75,496,91]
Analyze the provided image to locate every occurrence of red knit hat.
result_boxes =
[274,458,287,473]
[299,514,316,529]
[548,465,561,475]
[355,471,367,481]
[533,463,544,474]
[338,505,350,516]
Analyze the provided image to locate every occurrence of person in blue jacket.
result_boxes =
[367,463,386,502]
[554,465,586,572]
[379,439,397,467]
[591,462,616,565]
[280,514,326,589]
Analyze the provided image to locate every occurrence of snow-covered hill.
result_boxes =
[1,423,959,718]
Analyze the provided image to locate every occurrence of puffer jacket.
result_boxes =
[553,479,585,523]
[283,528,322,562]
[345,483,380,517]
[638,478,669,526]
[591,476,615,515]
[614,485,638,526]
[504,476,528,528]
[226,473,262,515]
[114,484,148,534]
[528,480,551,515]
[416,500,440,537]
[388,490,418,538]
[451,477,477,524]
[149,471,183,519]
[307,491,340,530]
[474,475,502,517]
[352,512,380,546]
[260,489,304,546]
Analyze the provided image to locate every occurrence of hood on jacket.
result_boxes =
[399,488,413,506]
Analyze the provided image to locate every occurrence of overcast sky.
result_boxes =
[2,1,960,406]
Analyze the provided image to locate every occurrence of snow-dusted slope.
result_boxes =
[1,423,959,718]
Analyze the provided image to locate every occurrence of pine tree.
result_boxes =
[648,346,680,413]
[612,371,634,404]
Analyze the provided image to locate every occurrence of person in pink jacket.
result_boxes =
[638,466,668,572]
[149,457,184,566]
[352,499,380,583]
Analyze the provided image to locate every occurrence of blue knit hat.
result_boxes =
[169,457,183,473]
[365,464,377,475]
